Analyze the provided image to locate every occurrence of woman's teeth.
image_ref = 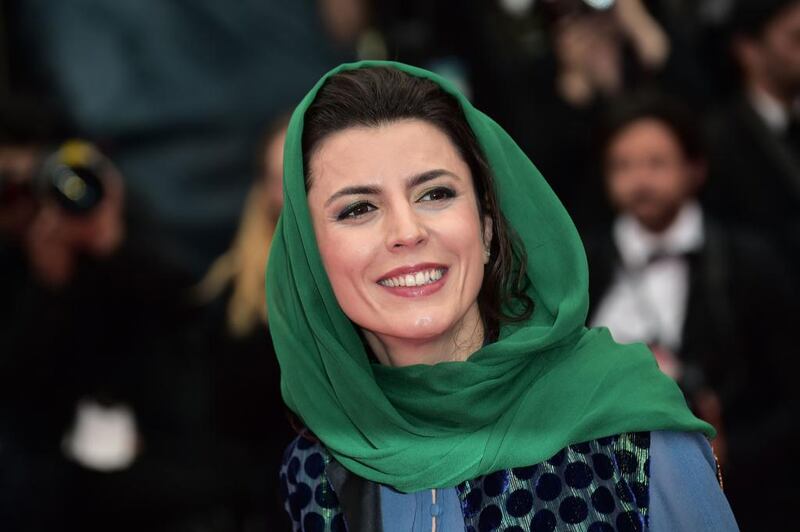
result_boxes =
[379,268,444,288]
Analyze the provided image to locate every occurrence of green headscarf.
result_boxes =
[267,60,712,493]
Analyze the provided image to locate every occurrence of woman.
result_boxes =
[197,113,289,337]
[268,62,738,531]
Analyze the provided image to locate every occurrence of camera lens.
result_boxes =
[48,163,105,214]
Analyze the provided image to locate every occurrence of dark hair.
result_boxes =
[598,93,706,165]
[302,67,533,341]
[728,0,800,39]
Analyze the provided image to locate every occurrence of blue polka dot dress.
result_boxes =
[279,431,737,531]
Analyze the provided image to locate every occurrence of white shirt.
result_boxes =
[750,87,791,134]
[590,202,705,352]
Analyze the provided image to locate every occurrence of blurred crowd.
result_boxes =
[1,0,798,530]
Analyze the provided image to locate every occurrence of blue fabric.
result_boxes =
[649,431,739,531]
[281,431,738,530]
[380,486,465,532]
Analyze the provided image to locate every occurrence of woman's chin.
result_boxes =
[362,318,451,354]
[380,319,449,343]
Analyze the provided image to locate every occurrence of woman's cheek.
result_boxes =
[319,229,374,291]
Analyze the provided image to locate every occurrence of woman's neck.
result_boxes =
[363,304,485,367]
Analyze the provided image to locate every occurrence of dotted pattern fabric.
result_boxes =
[280,434,346,531]
[456,432,651,532]
[280,432,651,531]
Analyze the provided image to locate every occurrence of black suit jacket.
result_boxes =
[704,94,800,266]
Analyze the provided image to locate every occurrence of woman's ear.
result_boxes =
[482,215,493,264]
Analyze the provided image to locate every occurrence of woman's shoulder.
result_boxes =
[649,430,717,473]
[648,431,738,530]
[280,431,331,491]
[279,432,346,527]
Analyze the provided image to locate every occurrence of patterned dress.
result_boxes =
[278,431,723,531]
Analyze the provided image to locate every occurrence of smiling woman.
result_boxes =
[268,62,738,531]
[302,66,534,355]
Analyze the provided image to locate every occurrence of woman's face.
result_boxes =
[307,119,491,366]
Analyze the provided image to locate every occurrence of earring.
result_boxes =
[483,247,491,264]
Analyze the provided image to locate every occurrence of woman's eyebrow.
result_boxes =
[325,185,381,207]
[324,169,457,207]
[406,168,458,189]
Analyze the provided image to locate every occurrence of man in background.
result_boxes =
[586,94,798,530]
[705,0,800,266]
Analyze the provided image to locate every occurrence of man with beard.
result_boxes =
[585,94,798,530]
[705,0,800,267]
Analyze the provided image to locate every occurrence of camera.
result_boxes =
[0,140,106,215]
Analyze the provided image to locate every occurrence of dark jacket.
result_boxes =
[704,94,800,267]
[0,239,293,531]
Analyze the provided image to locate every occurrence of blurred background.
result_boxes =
[1,0,797,530]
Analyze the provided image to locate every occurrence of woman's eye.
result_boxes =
[337,202,376,220]
[419,187,456,202]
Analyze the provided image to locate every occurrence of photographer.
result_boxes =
[1,98,133,529]
[1,98,124,284]
[2,97,295,531]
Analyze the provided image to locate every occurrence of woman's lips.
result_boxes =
[377,264,449,298]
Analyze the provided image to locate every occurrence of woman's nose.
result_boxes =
[385,205,428,251]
